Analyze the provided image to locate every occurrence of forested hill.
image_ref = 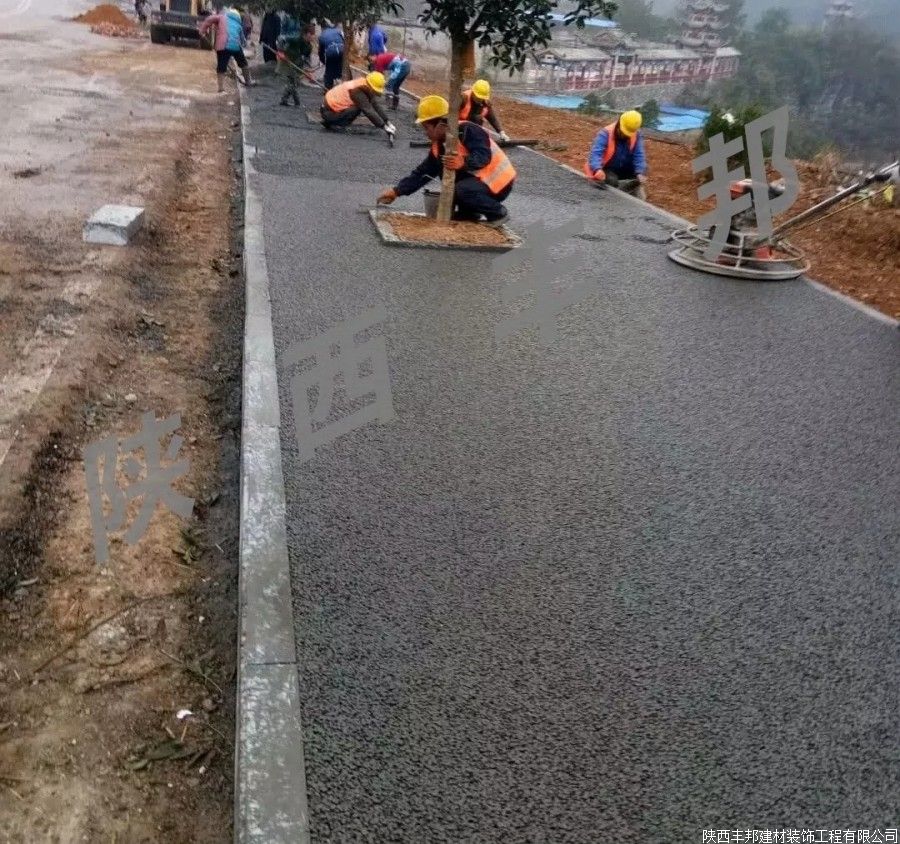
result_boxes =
[652,0,900,35]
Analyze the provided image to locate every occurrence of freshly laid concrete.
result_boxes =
[83,204,144,245]
[244,77,900,843]
[305,110,383,135]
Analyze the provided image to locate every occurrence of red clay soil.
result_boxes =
[385,213,513,246]
[405,77,899,319]
[74,4,136,28]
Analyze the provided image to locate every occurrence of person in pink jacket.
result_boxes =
[198,3,252,93]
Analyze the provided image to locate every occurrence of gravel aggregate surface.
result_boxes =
[245,79,899,843]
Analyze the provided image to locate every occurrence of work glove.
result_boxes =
[592,169,606,182]
[276,50,286,61]
[377,188,397,205]
[383,122,396,135]
[499,131,510,143]
[636,174,647,184]
[442,152,465,171]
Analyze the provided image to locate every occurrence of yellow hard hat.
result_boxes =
[619,110,643,137]
[415,94,450,124]
[366,71,386,94]
[472,79,491,99]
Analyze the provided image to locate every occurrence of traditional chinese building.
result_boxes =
[824,0,855,25]
[679,0,729,52]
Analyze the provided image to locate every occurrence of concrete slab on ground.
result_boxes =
[241,76,900,843]
[83,204,145,246]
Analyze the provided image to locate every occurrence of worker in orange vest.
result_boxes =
[585,110,648,201]
[320,72,396,137]
[377,95,516,226]
[459,79,510,142]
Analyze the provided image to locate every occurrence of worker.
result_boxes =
[320,72,397,137]
[199,2,252,94]
[367,19,387,58]
[318,19,344,90]
[369,51,411,110]
[585,110,648,201]
[377,95,516,226]
[275,20,312,107]
[260,9,281,63]
[459,80,510,142]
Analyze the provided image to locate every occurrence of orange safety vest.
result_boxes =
[458,90,490,123]
[432,121,516,195]
[583,121,639,177]
[325,77,369,113]
[600,121,638,167]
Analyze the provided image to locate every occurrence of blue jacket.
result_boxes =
[318,26,344,60]
[368,25,387,55]
[588,126,647,176]
[224,9,244,51]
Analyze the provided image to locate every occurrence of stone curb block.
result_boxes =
[235,88,311,844]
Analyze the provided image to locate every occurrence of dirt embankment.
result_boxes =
[0,43,241,842]
[405,76,899,320]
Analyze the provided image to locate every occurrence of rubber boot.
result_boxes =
[390,93,399,111]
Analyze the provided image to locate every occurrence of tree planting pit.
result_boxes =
[369,210,521,252]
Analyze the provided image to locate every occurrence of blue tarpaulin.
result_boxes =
[513,95,709,133]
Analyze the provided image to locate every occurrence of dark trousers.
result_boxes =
[605,163,637,181]
[453,177,512,221]
[280,66,299,105]
[320,104,360,128]
[323,54,343,89]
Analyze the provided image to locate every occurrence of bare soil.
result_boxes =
[385,212,514,246]
[0,39,242,843]
[73,4,135,27]
[404,76,899,319]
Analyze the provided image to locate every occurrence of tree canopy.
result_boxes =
[611,0,675,40]
[691,10,900,161]
[418,0,618,72]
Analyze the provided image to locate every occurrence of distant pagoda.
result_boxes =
[824,0,855,25]
[680,0,729,52]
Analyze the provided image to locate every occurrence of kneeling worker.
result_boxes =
[320,72,396,138]
[585,110,648,201]
[377,95,515,226]
[460,79,510,142]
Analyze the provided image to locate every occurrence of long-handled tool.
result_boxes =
[261,42,324,88]
[266,43,396,147]
[410,136,540,149]
[667,161,899,281]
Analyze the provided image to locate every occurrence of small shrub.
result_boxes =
[638,98,660,129]
[695,104,766,175]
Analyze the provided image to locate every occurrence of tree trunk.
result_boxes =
[342,20,355,81]
[436,38,467,223]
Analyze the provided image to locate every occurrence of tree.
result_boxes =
[719,0,745,42]
[696,11,899,161]
[638,98,660,129]
[419,0,618,221]
[247,0,400,80]
[612,0,675,40]
[311,0,401,80]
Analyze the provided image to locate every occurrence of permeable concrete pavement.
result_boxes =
[244,79,899,842]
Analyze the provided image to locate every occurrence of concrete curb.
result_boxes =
[235,85,311,844]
